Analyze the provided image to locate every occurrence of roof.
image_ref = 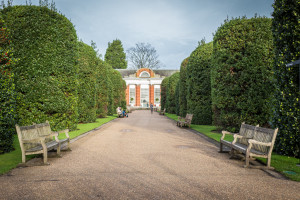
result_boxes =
[116,69,179,78]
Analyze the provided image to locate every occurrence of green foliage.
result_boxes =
[160,77,169,111]
[186,41,213,125]
[104,39,127,69]
[96,60,109,117]
[211,16,274,132]
[77,41,98,123]
[175,81,180,115]
[272,0,300,157]
[106,64,126,115]
[2,5,78,131]
[165,72,180,114]
[178,57,189,117]
[0,17,16,154]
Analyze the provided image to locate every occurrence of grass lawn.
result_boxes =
[165,113,300,182]
[0,115,117,175]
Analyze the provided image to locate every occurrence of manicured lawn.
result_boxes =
[0,115,117,175]
[165,113,300,182]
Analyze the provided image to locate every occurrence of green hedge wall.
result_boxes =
[178,57,189,117]
[107,65,126,115]
[96,60,109,118]
[2,5,78,131]
[77,41,97,123]
[186,41,213,125]
[211,17,274,132]
[160,76,169,111]
[165,72,180,114]
[175,81,180,115]
[0,17,16,154]
[272,0,300,157]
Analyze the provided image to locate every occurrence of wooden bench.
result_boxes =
[177,114,193,128]
[220,122,258,153]
[16,121,70,165]
[220,123,278,169]
[159,108,166,115]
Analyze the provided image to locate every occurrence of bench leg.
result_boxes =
[57,144,61,157]
[22,152,26,163]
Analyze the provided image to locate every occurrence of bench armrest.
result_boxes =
[221,131,235,140]
[232,134,252,144]
[53,129,70,142]
[248,139,272,146]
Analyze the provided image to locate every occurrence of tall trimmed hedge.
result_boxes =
[106,65,126,115]
[211,17,274,132]
[2,5,78,131]
[0,17,16,154]
[165,72,180,114]
[96,60,109,117]
[186,41,213,125]
[77,41,97,123]
[160,77,169,111]
[178,57,189,117]
[272,0,300,157]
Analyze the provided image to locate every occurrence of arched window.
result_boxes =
[139,71,150,78]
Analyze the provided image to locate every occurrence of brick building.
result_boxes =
[116,68,179,108]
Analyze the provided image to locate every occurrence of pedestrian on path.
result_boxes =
[150,103,153,114]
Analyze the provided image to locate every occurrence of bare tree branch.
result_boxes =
[127,43,162,69]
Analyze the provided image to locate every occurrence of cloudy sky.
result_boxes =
[12,0,274,69]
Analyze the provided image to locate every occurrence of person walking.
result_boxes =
[150,103,153,114]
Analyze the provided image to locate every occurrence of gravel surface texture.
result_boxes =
[0,110,299,200]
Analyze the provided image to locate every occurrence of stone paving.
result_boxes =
[0,110,299,199]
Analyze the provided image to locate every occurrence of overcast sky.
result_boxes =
[12,0,274,69]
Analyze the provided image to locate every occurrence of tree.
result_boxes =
[104,39,127,69]
[127,42,161,69]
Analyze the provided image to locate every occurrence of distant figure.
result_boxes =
[150,103,153,114]
[122,109,128,117]
[116,107,122,117]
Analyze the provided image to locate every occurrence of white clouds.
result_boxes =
[11,0,274,69]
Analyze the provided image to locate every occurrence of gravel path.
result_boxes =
[0,110,299,200]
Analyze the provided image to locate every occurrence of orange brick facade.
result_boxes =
[135,85,141,106]
[149,85,154,105]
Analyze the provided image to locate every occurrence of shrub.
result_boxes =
[77,41,97,123]
[186,41,213,125]
[178,57,189,117]
[2,5,78,131]
[0,17,16,154]
[211,16,274,132]
[272,0,300,157]
[166,72,180,114]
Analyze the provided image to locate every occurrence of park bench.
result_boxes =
[16,121,70,165]
[220,123,278,169]
[159,108,166,115]
[220,122,258,153]
[176,114,193,128]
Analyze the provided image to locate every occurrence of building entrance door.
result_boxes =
[140,85,149,108]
